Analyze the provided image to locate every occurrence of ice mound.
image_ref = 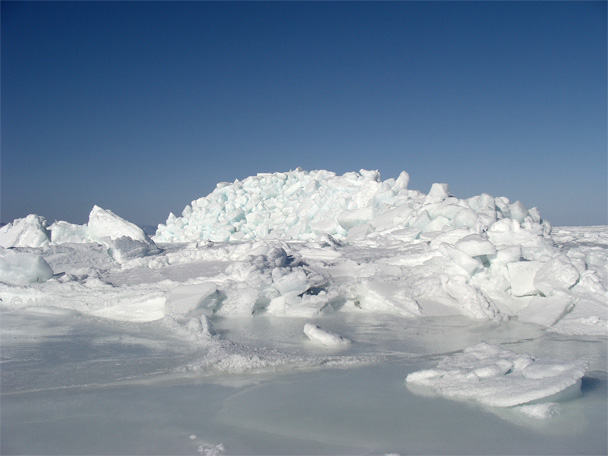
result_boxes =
[88,205,151,244]
[405,342,587,410]
[154,169,548,244]
[0,248,54,285]
[0,214,50,248]
[2,171,605,330]
[48,206,159,262]
[303,323,352,347]
[151,169,601,324]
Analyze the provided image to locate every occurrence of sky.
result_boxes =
[2,1,606,227]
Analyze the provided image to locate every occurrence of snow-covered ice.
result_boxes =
[1,169,606,454]
[406,342,587,409]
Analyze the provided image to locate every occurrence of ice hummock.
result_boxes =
[1,169,606,334]
[153,169,550,244]
[406,342,588,411]
[0,214,50,248]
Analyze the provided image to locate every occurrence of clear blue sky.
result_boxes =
[2,1,606,227]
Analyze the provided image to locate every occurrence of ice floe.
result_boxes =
[405,342,588,412]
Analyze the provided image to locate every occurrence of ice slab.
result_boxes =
[533,256,580,296]
[508,261,542,297]
[406,342,587,409]
[517,295,574,327]
[0,248,53,285]
[88,205,152,244]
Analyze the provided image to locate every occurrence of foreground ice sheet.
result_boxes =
[1,309,606,455]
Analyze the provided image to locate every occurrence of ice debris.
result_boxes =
[405,342,587,410]
[303,323,352,347]
[0,206,159,263]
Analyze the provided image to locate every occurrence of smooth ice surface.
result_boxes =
[1,309,606,455]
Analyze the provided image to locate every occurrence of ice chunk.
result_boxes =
[303,323,351,347]
[517,295,574,327]
[455,234,496,257]
[533,256,580,296]
[393,170,410,192]
[507,261,542,297]
[0,248,54,285]
[406,342,587,408]
[88,205,152,245]
[425,183,450,203]
[453,208,479,229]
[370,205,414,231]
[86,206,158,261]
[487,246,521,265]
[272,268,309,296]
[166,283,219,317]
[49,221,91,244]
[441,245,482,275]
[102,236,157,263]
[509,201,529,223]
[337,207,374,230]
[0,214,50,248]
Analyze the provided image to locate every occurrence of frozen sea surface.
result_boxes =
[1,307,606,455]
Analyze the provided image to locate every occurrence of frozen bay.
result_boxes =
[2,308,606,455]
